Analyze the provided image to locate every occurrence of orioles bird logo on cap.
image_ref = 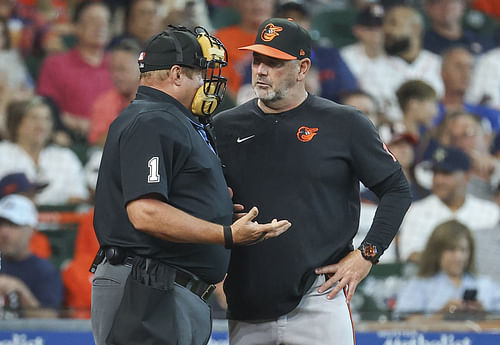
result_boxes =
[261,23,283,42]
[297,126,318,142]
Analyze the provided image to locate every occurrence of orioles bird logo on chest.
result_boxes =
[296,126,319,142]
[261,23,283,42]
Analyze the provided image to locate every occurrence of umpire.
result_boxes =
[91,26,290,345]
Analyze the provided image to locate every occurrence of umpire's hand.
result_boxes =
[314,250,372,303]
[230,207,291,246]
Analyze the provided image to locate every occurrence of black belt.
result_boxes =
[173,268,216,302]
[90,247,215,301]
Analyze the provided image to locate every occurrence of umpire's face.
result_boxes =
[251,53,302,103]
[180,66,204,106]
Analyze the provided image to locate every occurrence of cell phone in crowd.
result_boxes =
[463,288,477,301]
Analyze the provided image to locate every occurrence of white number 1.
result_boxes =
[148,156,160,183]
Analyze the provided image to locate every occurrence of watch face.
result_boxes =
[363,244,377,258]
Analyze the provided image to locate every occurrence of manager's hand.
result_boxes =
[230,207,291,246]
[227,187,245,221]
[315,250,372,303]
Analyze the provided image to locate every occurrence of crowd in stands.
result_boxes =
[1,0,500,321]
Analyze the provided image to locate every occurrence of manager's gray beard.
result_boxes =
[253,76,296,104]
[254,85,288,103]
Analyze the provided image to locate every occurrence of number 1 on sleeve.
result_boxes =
[148,156,160,183]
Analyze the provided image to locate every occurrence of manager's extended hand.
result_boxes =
[230,207,291,246]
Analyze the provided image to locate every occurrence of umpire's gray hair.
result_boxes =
[140,66,198,82]
[140,69,170,82]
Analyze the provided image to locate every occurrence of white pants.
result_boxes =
[228,275,355,345]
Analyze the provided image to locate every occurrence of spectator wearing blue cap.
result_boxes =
[0,172,47,199]
[397,146,499,263]
[0,172,52,260]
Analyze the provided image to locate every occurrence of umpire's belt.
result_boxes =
[101,247,215,301]
[173,268,216,302]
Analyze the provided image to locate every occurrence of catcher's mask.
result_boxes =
[138,25,227,117]
[191,26,227,117]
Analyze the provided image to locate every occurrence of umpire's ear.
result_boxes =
[170,65,183,86]
[297,58,311,82]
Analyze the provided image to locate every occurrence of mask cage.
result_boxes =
[195,26,228,116]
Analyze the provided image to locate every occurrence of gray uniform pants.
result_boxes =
[91,259,212,345]
[228,275,355,345]
[91,259,132,345]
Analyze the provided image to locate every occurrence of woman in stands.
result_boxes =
[394,219,500,319]
[0,97,88,205]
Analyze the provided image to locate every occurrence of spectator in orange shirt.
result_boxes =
[472,0,500,20]
[214,0,275,97]
[88,39,141,147]
[61,152,99,318]
[61,208,99,319]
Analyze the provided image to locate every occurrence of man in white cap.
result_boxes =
[0,194,62,318]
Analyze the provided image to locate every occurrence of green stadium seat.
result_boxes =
[312,9,358,48]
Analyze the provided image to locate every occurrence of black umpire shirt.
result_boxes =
[94,86,233,284]
[212,94,409,320]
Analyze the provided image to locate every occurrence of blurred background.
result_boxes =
[0,0,499,343]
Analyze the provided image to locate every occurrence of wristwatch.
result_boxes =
[358,242,381,264]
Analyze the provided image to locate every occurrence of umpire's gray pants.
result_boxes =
[91,259,132,345]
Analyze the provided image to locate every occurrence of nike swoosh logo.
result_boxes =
[236,135,255,143]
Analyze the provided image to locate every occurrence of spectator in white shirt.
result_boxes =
[382,5,444,120]
[0,17,32,92]
[0,97,89,205]
[466,47,500,110]
[341,4,396,117]
[397,145,499,262]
